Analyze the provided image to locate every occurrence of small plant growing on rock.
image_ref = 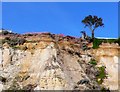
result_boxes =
[89,59,97,66]
[96,66,107,84]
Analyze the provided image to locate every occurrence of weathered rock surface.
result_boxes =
[93,46,120,90]
[0,40,119,91]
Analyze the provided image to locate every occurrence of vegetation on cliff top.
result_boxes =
[92,38,120,49]
[0,37,26,48]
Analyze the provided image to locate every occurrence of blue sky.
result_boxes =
[2,2,118,38]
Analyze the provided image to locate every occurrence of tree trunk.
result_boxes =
[92,30,94,41]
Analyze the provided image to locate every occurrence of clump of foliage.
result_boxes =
[89,59,97,66]
[2,37,26,47]
[92,38,120,49]
[99,38,118,44]
[82,15,104,40]
[96,66,107,84]
[92,38,102,49]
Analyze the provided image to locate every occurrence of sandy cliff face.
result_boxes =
[0,40,119,91]
[0,41,101,90]
[93,45,120,90]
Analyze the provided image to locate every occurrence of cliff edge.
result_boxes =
[0,32,119,91]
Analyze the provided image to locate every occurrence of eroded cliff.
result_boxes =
[0,32,119,91]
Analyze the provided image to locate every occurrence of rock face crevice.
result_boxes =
[0,41,119,91]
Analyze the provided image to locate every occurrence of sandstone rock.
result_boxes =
[0,82,4,91]
[0,39,119,91]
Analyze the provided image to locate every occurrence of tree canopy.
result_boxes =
[82,15,104,40]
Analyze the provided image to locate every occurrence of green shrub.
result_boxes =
[96,66,106,84]
[92,38,120,49]
[92,38,102,49]
[2,37,26,47]
[89,59,97,66]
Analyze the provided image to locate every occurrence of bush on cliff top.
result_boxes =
[2,37,26,47]
[92,38,120,49]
